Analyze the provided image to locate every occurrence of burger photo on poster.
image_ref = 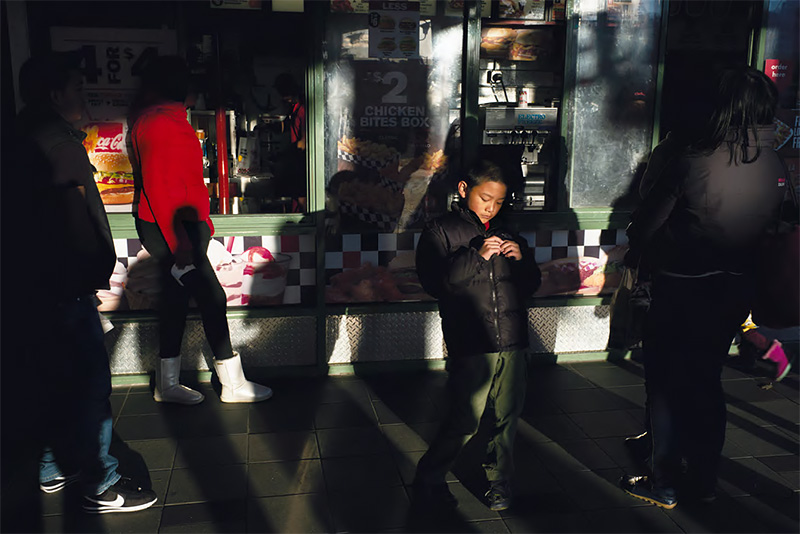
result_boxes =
[399,36,416,53]
[379,15,396,30]
[90,151,135,205]
[399,17,416,32]
[82,122,135,205]
[480,27,517,55]
[378,38,397,52]
[510,30,542,61]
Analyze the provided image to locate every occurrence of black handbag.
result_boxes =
[608,264,651,351]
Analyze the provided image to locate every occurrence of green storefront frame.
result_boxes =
[97,0,676,384]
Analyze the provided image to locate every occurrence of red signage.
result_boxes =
[765,59,793,93]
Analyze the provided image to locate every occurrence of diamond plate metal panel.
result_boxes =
[104,305,612,374]
[326,312,446,364]
[528,305,611,353]
[105,316,316,375]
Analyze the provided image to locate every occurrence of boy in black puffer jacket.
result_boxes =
[413,160,541,511]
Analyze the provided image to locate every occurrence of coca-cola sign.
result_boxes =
[81,122,125,154]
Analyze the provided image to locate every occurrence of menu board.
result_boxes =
[368,1,420,59]
[332,0,434,15]
[50,27,177,213]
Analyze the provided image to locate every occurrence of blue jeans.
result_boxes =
[38,295,120,495]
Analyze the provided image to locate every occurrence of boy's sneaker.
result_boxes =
[485,480,512,511]
[83,477,157,514]
[619,474,677,509]
[412,482,458,509]
[40,473,79,494]
[762,340,792,382]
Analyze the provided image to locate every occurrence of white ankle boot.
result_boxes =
[213,353,272,403]
[154,356,205,405]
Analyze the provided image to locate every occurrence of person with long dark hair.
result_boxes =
[620,67,788,508]
[129,56,272,404]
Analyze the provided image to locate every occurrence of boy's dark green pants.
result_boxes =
[415,350,527,485]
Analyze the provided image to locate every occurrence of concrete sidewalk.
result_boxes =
[39,358,798,533]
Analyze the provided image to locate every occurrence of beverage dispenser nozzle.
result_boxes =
[526,129,538,151]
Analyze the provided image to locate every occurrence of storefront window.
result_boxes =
[46,2,310,217]
[761,0,799,185]
[565,0,663,209]
[478,7,566,212]
[322,2,463,304]
[324,4,463,234]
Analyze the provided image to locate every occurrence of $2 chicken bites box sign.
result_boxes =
[81,122,135,208]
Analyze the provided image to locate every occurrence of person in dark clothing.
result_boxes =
[273,72,306,212]
[129,56,272,404]
[413,160,541,512]
[620,67,787,509]
[8,52,157,515]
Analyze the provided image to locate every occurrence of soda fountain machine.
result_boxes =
[482,105,559,210]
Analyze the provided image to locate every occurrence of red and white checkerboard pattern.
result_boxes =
[112,234,316,305]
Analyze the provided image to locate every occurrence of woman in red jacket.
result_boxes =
[130,56,271,404]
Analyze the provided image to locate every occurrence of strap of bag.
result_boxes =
[131,134,174,251]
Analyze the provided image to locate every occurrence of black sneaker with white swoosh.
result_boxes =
[83,477,157,514]
[40,473,80,494]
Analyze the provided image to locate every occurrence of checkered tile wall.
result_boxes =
[111,229,628,306]
[324,229,629,283]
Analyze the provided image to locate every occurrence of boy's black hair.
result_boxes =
[462,160,505,190]
[18,51,82,106]
[691,66,778,163]
[138,55,190,103]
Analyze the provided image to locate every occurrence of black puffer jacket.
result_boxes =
[416,203,541,357]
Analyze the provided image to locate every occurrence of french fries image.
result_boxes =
[338,136,399,164]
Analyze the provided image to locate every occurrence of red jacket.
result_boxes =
[131,102,213,252]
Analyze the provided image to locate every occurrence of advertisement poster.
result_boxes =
[499,0,545,20]
[332,0,433,15]
[331,0,371,13]
[334,60,450,233]
[774,109,798,157]
[765,59,794,94]
[97,238,296,312]
[210,0,263,9]
[443,0,490,17]
[368,1,420,59]
[50,27,177,213]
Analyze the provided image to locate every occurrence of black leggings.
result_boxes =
[135,218,234,360]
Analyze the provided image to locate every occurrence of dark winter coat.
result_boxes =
[628,126,787,276]
[415,203,541,357]
[13,107,115,300]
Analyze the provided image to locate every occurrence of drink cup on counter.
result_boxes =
[241,252,291,306]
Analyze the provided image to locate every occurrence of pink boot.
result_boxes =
[762,340,792,382]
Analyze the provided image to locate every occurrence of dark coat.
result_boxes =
[415,203,541,357]
[628,127,787,276]
[13,107,115,300]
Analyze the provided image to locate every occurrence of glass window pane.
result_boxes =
[323,11,463,233]
[565,0,663,208]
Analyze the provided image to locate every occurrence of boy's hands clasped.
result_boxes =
[479,236,522,261]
